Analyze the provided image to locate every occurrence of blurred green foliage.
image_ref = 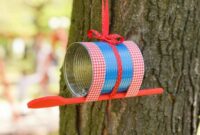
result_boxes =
[0,0,72,37]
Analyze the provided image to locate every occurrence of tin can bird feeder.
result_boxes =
[27,0,163,109]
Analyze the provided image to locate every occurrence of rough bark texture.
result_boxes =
[59,0,200,135]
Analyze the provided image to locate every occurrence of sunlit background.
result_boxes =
[0,0,72,134]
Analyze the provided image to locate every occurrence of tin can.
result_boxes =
[63,41,144,97]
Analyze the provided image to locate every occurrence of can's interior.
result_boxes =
[64,43,92,97]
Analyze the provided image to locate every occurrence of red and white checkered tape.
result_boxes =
[81,42,106,102]
[123,41,145,97]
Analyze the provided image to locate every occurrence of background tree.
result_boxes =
[60,0,200,135]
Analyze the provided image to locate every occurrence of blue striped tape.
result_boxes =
[94,42,133,94]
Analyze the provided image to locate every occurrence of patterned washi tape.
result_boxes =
[123,41,145,97]
[81,42,106,102]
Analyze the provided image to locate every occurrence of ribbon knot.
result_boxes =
[87,0,124,45]
[87,30,124,45]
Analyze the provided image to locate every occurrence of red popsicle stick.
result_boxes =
[28,88,164,109]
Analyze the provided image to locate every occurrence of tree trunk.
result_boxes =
[59,0,200,135]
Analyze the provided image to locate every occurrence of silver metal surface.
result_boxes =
[63,43,92,97]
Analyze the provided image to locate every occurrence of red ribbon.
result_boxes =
[87,0,124,45]
[88,0,124,98]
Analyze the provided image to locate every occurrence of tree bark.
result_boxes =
[59,0,200,135]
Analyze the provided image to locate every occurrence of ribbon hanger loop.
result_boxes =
[88,0,124,45]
